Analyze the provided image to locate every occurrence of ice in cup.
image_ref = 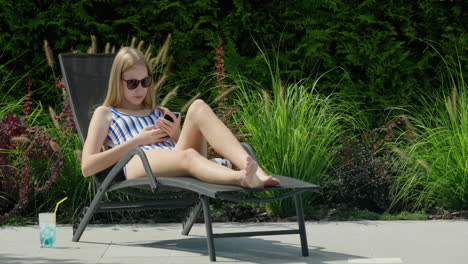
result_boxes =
[39,213,56,248]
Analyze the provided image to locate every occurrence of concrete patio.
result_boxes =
[0,220,467,264]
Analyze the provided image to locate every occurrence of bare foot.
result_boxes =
[256,166,281,187]
[240,156,263,188]
[239,156,281,188]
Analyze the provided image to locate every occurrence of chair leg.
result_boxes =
[181,201,202,235]
[72,189,105,242]
[200,195,216,262]
[294,193,309,257]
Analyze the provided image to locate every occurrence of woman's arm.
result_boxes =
[81,106,141,177]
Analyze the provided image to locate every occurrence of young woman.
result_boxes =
[81,47,280,188]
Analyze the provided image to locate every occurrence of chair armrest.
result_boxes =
[128,147,159,190]
[99,147,158,193]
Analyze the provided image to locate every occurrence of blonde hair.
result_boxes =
[102,47,155,109]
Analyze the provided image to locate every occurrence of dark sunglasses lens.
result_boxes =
[126,80,139,90]
[141,76,152,87]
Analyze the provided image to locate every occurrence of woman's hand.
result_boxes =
[156,111,181,143]
[135,125,170,146]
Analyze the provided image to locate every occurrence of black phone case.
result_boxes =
[164,113,179,123]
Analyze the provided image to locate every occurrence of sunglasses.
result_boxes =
[123,76,152,90]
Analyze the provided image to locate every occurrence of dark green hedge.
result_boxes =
[1,0,466,126]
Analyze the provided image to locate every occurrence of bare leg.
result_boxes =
[173,126,207,157]
[125,148,263,188]
[174,100,246,167]
[174,99,279,186]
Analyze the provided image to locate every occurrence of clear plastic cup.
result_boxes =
[39,213,56,248]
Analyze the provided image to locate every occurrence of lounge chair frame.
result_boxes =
[59,53,321,261]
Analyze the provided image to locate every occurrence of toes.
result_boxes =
[261,176,280,187]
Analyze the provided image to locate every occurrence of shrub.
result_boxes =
[1,1,466,127]
[0,78,64,221]
[324,117,412,212]
[391,57,467,211]
[231,45,359,216]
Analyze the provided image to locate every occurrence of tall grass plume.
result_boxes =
[231,46,359,215]
[391,57,467,211]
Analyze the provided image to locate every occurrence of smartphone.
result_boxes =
[164,113,180,123]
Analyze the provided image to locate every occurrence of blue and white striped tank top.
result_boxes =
[106,106,176,151]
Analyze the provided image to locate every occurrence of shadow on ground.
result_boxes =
[83,235,362,263]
